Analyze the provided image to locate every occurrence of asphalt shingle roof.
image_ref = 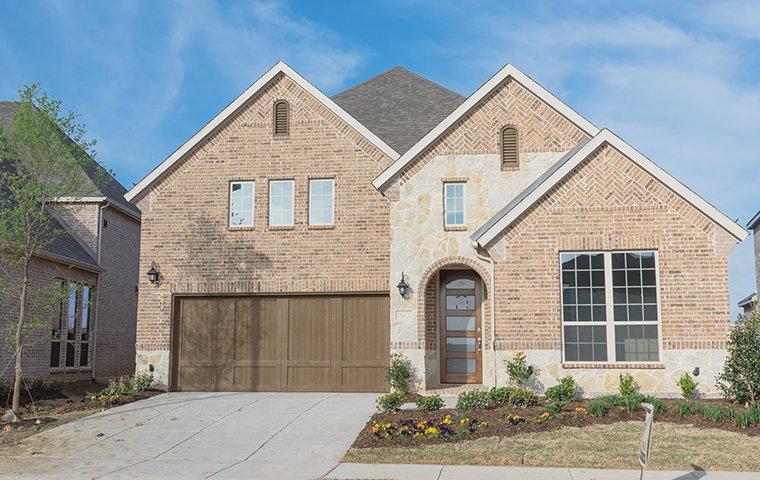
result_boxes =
[332,66,465,155]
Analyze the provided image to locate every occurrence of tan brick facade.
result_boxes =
[132,74,393,385]
[755,224,760,295]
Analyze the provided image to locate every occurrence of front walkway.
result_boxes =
[0,392,377,480]
[327,463,760,480]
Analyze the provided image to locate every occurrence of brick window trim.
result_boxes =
[444,225,468,232]
[562,362,665,370]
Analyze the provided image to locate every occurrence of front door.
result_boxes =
[439,270,482,383]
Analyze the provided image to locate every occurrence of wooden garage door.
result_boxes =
[172,295,390,392]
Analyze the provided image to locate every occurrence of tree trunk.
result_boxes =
[10,258,31,420]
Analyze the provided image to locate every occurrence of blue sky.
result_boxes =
[1,0,758,314]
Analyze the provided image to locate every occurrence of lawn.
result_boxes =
[345,420,760,471]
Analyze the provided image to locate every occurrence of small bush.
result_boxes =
[504,352,534,386]
[509,387,539,406]
[717,308,760,405]
[587,398,607,416]
[415,394,444,411]
[676,372,698,399]
[385,354,413,394]
[545,376,577,404]
[544,401,564,416]
[676,400,701,417]
[456,390,492,411]
[639,395,667,414]
[618,373,638,396]
[377,391,405,412]
[489,386,515,405]
[103,373,154,397]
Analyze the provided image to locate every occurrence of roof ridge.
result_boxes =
[332,65,463,100]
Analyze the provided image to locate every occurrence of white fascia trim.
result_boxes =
[53,196,107,203]
[474,129,748,246]
[372,63,600,190]
[125,61,399,202]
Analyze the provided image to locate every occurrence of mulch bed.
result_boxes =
[352,399,760,448]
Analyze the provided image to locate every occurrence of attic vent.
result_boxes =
[500,126,519,170]
[274,100,289,136]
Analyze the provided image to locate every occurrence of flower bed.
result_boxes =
[353,398,760,448]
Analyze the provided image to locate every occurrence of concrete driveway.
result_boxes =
[1,392,378,480]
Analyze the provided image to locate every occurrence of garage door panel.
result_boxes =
[175,295,388,392]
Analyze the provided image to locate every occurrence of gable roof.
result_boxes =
[471,129,749,247]
[125,61,400,202]
[738,292,757,309]
[372,64,600,190]
[42,216,100,271]
[748,210,760,230]
[0,101,140,218]
[332,66,465,154]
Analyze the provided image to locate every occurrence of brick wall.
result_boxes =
[56,203,101,254]
[133,73,393,353]
[0,257,96,382]
[755,224,760,295]
[489,144,734,353]
[93,206,140,379]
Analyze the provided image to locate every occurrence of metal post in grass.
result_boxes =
[639,403,654,480]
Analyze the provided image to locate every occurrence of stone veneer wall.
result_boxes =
[388,76,591,389]
[486,144,738,395]
[133,73,393,388]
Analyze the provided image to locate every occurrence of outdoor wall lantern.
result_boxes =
[692,366,700,377]
[397,272,410,298]
[146,261,160,284]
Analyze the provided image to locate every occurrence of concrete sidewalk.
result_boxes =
[326,463,760,480]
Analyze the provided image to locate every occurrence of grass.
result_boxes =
[344,421,760,472]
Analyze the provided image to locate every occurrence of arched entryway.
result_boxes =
[417,257,491,386]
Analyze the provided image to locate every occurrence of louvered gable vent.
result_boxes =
[274,100,289,135]
[500,126,518,169]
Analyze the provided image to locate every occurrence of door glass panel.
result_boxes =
[446,295,475,310]
[446,337,476,353]
[445,277,475,289]
[446,359,476,373]
[445,316,476,331]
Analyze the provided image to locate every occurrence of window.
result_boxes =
[65,282,77,367]
[309,178,334,226]
[560,251,660,363]
[500,126,518,169]
[50,281,93,369]
[229,181,255,228]
[274,100,289,135]
[50,281,64,368]
[444,182,465,227]
[269,180,294,227]
[79,284,91,367]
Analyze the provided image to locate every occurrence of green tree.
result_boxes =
[716,307,760,405]
[0,85,101,421]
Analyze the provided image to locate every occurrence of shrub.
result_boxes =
[677,372,699,399]
[456,390,492,411]
[504,352,534,386]
[676,400,701,417]
[587,398,607,416]
[489,386,515,405]
[509,387,539,406]
[133,372,153,392]
[544,401,564,416]
[545,376,577,404]
[385,354,413,394]
[618,373,638,396]
[103,373,154,397]
[639,395,667,414]
[717,308,760,404]
[415,394,444,411]
[376,391,405,412]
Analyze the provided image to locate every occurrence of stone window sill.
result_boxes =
[269,225,295,231]
[562,362,665,370]
[308,224,335,230]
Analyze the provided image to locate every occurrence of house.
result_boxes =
[126,62,747,395]
[740,210,760,314]
[0,101,141,383]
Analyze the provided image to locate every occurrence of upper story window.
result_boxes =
[269,179,294,227]
[500,125,518,170]
[444,182,465,227]
[274,100,289,136]
[309,178,334,226]
[560,251,660,364]
[229,181,255,228]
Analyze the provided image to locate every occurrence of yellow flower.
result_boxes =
[442,415,452,425]
[424,426,439,436]
[574,406,588,415]
[417,421,426,429]
[459,417,469,425]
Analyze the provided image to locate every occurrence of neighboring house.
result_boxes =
[126,62,747,395]
[0,101,141,383]
[740,210,760,314]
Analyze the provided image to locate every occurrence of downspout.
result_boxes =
[473,242,497,387]
[91,200,110,382]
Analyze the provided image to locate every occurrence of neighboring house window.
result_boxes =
[561,251,660,363]
[444,182,465,227]
[500,125,518,169]
[309,178,334,226]
[274,100,289,135]
[269,180,294,227]
[229,181,255,228]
